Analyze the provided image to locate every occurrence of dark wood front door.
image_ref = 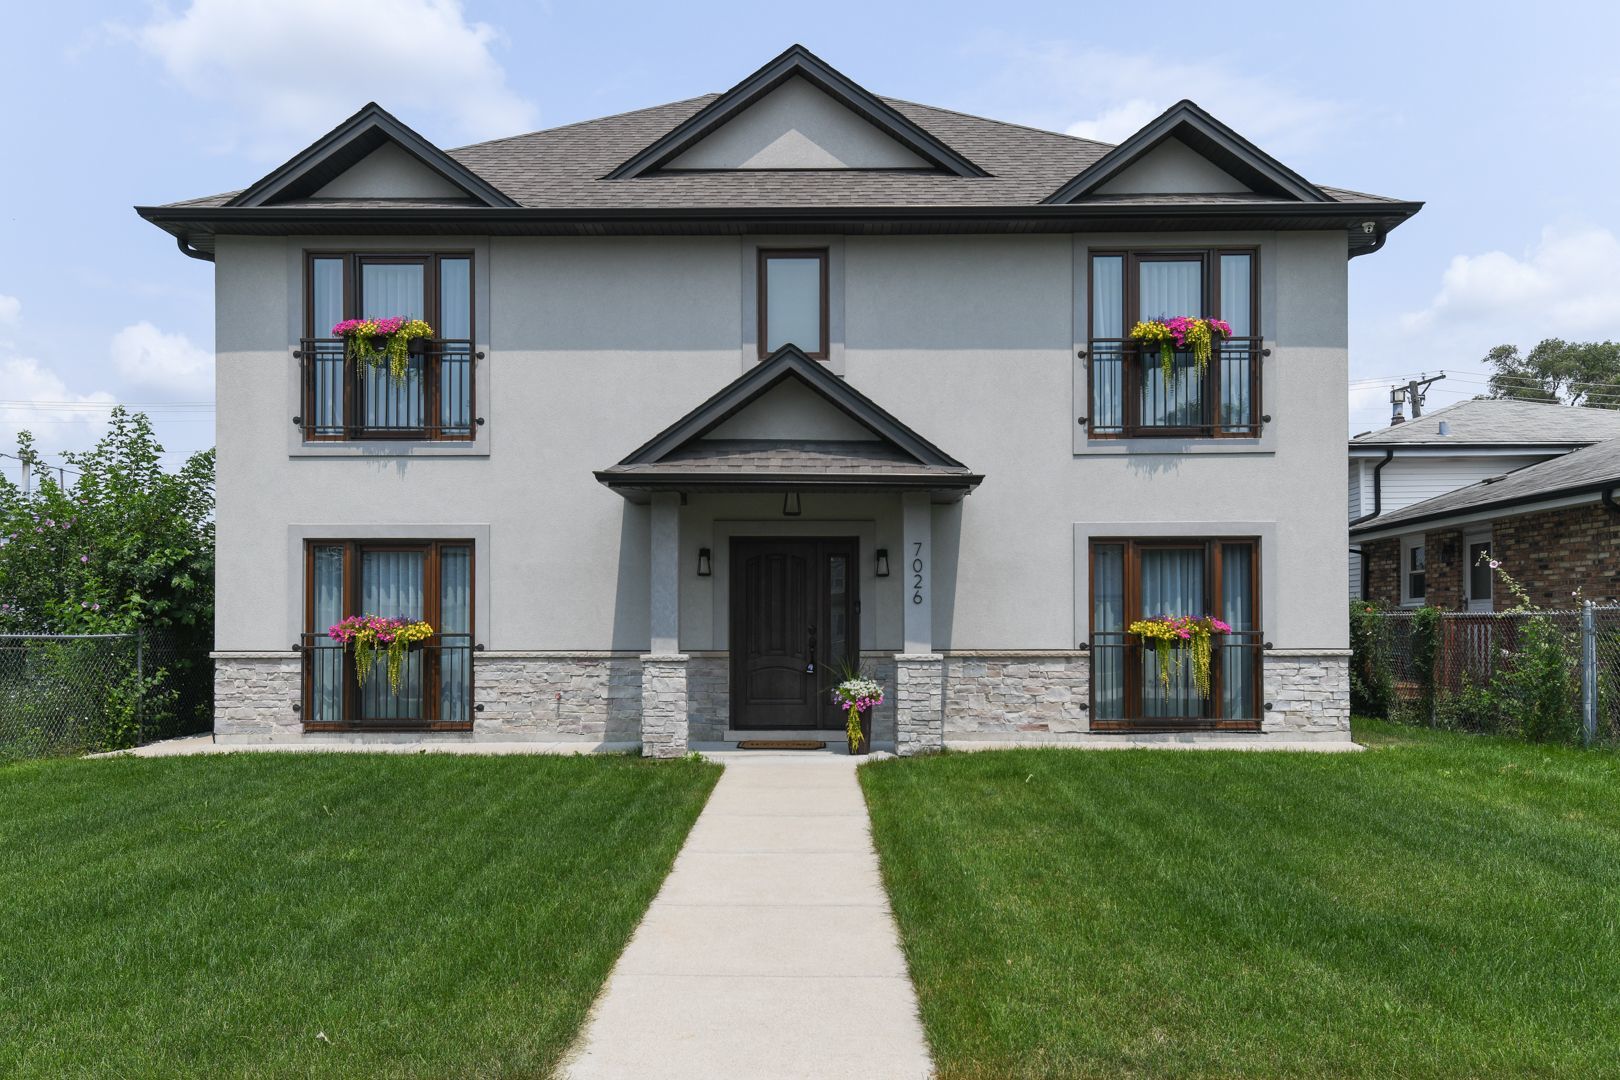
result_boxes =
[730,538,859,730]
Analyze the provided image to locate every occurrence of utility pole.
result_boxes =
[18,456,28,495]
[1390,373,1445,424]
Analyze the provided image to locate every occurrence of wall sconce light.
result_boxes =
[696,547,712,577]
[875,548,890,577]
[782,492,802,517]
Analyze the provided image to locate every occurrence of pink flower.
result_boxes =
[80,555,89,564]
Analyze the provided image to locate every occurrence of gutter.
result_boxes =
[175,234,215,263]
[1347,449,1394,527]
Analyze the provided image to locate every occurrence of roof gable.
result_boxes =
[228,103,516,208]
[610,345,969,470]
[1043,100,1327,204]
[663,76,931,170]
[605,45,985,179]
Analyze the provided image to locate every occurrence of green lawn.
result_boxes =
[0,752,719,1078]
[860,721,1620,1079]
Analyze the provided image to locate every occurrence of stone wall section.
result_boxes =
[476,654,641,742]
[1262,651,1351,735]
[941,653,1089,737]
[894,653,944,755]
[214,654,302,740]
[640,654,689,758]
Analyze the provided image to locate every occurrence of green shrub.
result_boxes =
[1409,606,1444,723]
[1349,600,1396,717]
[1493,614,1581,744]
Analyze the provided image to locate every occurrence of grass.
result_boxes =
[0,751,719,1078]
[859,720,1620,1079]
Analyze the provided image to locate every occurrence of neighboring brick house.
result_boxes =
[138,44,1422,752]
[1348,399,1620,608]
[1352,436,1620,611]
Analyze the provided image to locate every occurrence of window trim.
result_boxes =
[301,250,476,442]
[1086,246,1261,440]
[1088,536,1263,731]
[301,538,476,732]
[1400,535,1427,608]
[757,248,830,360]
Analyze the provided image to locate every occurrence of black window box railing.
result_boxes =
[1086,336,1265,439]
[1088,628,1264,731]
[296,337,479,442]
[297,631,474,731]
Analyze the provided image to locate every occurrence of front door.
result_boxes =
[730,538,859,730]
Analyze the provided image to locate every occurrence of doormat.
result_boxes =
[735,740,827,751]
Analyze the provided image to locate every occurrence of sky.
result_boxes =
[4,0,1620,484]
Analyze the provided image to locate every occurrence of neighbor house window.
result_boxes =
[758,249,828,358]
[302,252,474,441]
[1401,537,1427,606]
[1088,249,1260,438]
[1090,538,1262,730]
[303,540,474,730]
[1466,535,1492,610]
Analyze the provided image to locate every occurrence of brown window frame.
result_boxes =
[301,250,476,442]
[301,538,475,732]
[1086,247,1261,439]
[757,248,830,360]
[1088,537,1263,731]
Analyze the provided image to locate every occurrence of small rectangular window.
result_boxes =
[759,250,827,358]
[1403,540,1427,604]
[1467,540,1492,606]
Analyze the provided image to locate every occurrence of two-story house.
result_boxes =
[138,45,1419,755]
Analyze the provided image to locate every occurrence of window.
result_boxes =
[1090,538,1262,730]
[758,249,828,359]
[303,540,474,730]
[303,252,474,440]
[1088,249,1260,438]
[1466,535,1492,610]
[1402,537,1427,606]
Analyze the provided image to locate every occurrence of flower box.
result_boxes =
[331,317,435,383]
[328,615,434,693]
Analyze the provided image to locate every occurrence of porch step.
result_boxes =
[722,729,842,743]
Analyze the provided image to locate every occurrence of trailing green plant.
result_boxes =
[1348,600,1396,717]
[1409,605,1443,723]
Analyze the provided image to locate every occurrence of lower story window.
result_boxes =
[1090,538,1262,730]
[303,540,473,730]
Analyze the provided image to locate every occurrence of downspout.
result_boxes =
[175,234,215,263]
[1603,486,1620,516]
[1348,449,1395,599]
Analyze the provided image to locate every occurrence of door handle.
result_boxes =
[806,625,816,674]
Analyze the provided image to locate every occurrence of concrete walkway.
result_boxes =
[562,752,933,1080]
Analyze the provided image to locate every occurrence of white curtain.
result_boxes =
[1221,544,1256,719]
[438,258,472,434]
[438,545,472,724]
[1139,260,1201,320]
[310,259,346,433]
[360,263,426,429]
[1139,261,1204,428]
[1219,254,1253,429]
[1092,544,1125,720]
[1090,257,1124,430]
[360,549,426,721]
[1140,548,1204,717]
[310,546,345,724]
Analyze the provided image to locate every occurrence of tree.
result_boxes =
[1483,338,1620,408]
[0,409,214,637]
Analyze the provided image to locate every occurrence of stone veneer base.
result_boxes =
[211,648,1352,748]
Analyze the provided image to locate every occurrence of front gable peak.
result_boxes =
[228,102,516,208]
[1043,100,1327,204]
[606,45,986,179]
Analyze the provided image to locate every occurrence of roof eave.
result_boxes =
[593,471,984,503]
[1350,480,1620,539]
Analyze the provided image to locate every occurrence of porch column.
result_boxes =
[896,492,943,755]
[642,492,688,758]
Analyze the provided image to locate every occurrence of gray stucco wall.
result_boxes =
[213,228,1350,665]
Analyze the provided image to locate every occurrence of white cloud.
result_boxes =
[1402,225,1620,337]
[110,322,214,397]
[126,0,537,153]
[969,40,1349,156]
[0,295,19,325]
[0,356,119,462]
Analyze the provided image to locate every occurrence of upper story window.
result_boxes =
[1088,249,1260,439]
[758,249,828,359]
[302,252,475,441]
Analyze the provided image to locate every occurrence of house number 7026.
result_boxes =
[911,541,925,605]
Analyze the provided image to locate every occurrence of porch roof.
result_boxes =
[594,346,982,502]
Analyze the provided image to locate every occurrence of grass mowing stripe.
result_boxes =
[861,725,1620,1079]
[0,752,719,1078]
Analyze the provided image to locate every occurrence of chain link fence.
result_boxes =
[1357,605,1620,745]
[0,632,212,759]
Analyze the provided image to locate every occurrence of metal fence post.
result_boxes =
[135,631,145,741]
[1582,601,1598,747]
